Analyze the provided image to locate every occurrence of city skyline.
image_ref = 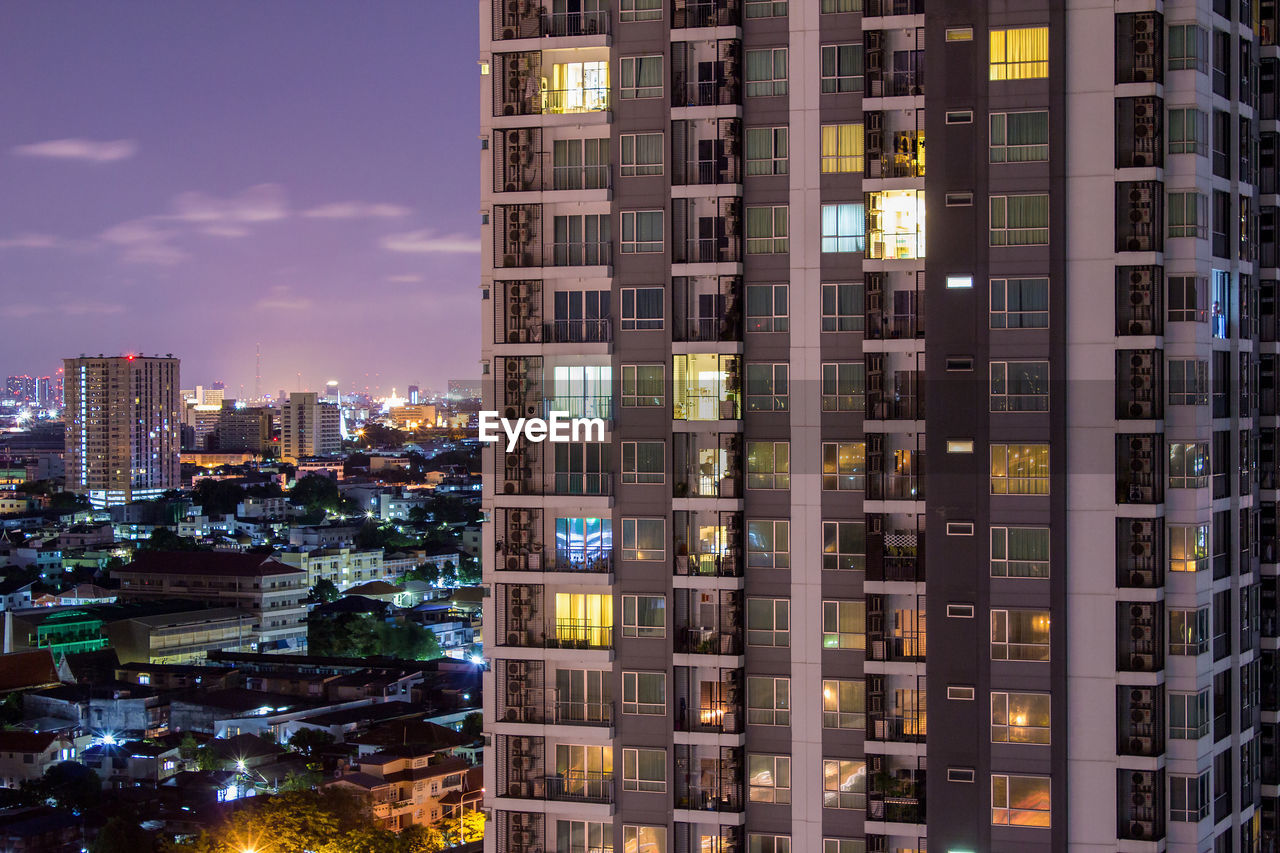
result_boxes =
[0,2,482,392]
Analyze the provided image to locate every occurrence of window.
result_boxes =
[747,676,790,726]
[551,363,612,419]
[746,0,786,16]
[555,517,611,570]
[622,671,666,714]
[748,519,790,569]
[552,138,609,190]
[621,364,663,406]
[1168,24,1210,73]
[821,0,861,10]
[821,283,865,331]
[1168,275,1207,322]
[1168,191,1209,238]
[747,441,790,489]
[622,594,665,638]
[1168,441,1209,488]
[1169,689,1210,739]
[749,836,791,853]
[990,609,1051,661]
[559,820,613,853]
[621,210,664,253]
[990,527,1050,578]
[949,440,975,453]
[1168,359,1208,405]
[1169,523,1209,573]
[946,110,975,124]
[947,27,974,41]
[748,754,792,803]
[620,132,663,176]
[990,443,1050,495]
[822,600,866,650]
[820,44,863,93]
[621,518,665,561]
[822,679,865,729]
[623,748,666,792]
[622,441,664,484]
[990,277,1049,329]
[1169,607,1210,655]
[990,361,1049,412]
[548,61,609,113]
[948,685,976,700]
[746,48,788,96]
[822,759,867,810]
[746,205,789,254]
[621,0,662,22]
[821,362,865,412]
[991,775,1051,827]
[946,192,974,207]
[620,56,663,98]
[746,363,788,411]
[821,441,865,491]
[989,27,1049,80]
[1170,772,1211,822]
[990,195,1049,246]
[553,213,611,265]
[747,598,790,647]
[822,520,865,571]
[746,127,789,176]
[1168,108,1208,155]
[821,123,864,173]
[989,111,1049,162]
[821,203,867,252]
[621,287,663,331]
[623,826,666,853]
[746,284,788,332]
[554,442,610,494]
[990,692,1050,744]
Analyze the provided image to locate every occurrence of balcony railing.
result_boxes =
[552,241,612,267]
[867,713,927,743]
[867,70,924,98]
[865,0,924,14]
[675,553,742,577]
[546,317,612,343]
[541,10,610,36]
[675,702,742,734]
[865,312,924,340]
[552,472,613,497]
[542,87,611,115]
[673,0,742,29]
[547,619,613,650]
[545,771,614,804]
[679,237,741,264]
[554,699,614,727]
[871,154,925,179]
[675,626,743,656]
[866,396,923,420]
[674,782,743,813]
[867,631,926,662]
[544,395,612,420]
[867,474,924,501]
[549,551,613,574]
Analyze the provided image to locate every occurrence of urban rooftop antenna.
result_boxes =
[255,342,262,401]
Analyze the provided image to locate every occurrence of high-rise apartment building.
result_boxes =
[64,355,180,507]
[5,375,36,404]
[280,392,342,463]
[481,2,1280,851]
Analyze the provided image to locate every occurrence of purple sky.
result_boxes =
[0,2,480,399]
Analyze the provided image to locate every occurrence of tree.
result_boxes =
[139,527,209,552]
[92,815,154,853]
[19,761,100,813]
[194,745,219,771]
[455,557,481,586]
[307,577,340,604]
[373,620,441,661]
[460,712,482,740]
[178,732,199,762]
[191,479,248,516]
[289,474,350,515]
[286,728,335,757]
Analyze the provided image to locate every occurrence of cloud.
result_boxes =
[0,303,48,319]
[254,285,313,312]
[0,232,72,250]
[171,183,288,225]
[303,202,411,219]
[386,274,423,283]
[379,229,480,254]
[65,301,125,316]
[99,218,187,265]
[0,300,124,319]
[13,138,137,163]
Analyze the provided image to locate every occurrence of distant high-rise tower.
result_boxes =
[280,392,342,463]
[408,384,420,405]
[64,355,180,507]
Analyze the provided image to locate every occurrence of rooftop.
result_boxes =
[120,550,304,578]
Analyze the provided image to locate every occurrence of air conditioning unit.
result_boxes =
[1130,652,1154,669]
[502,27,517,39]
[510,530,530,545]
[507,781,530,798]
[510,812,530,829]
[1129,569,1153,586]
[510,585,532,603]
[507,630,526,645]
[508,660,528,678]
[512,736,534,752]
[1129,820,1156,841]
[508,329,530,344]
[1131,707,1154,725]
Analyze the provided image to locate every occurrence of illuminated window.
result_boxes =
[822,759,866,809]
[991,774,1051,826]
[820,123,864,173]
[555,593,613,647]
[623,826,666,853]
[548,61,609,114]
[747,676,791,726]
[619,56,663,99]
[989,111,1049,162]
[989,195,1049,246]
[552,364,612,419]
[673,353,741,421]
[747,441,790,489]
[822,520,865,570]
[555,744,612,798]
[947,27,974,41]
[867,190,924,260]
[557,821,613,853]
[822,679,865,729]
[1167,441,1209,488]
[990,692,1050,743]
[746,48,788,96]
[820,44,863,93]
[747,598,790,647]
[620,364,663,407]
[989,443,1050,495]
[621,518,664,561]
[821,362,865,412]
[989,360,1048,412]
[989,27,1049,80]
[746,126,789,175]
[1168,524,1209,572]
[622,671,666,714]
[821,203,866,252]
[622,747,666,791]
[747,519,790,568]
[990,609,1050,661]
[749,754,792,803]
[821,441,865,491]
[746,205,789,254]
[821,599,865,650]
[554,516,612,568]
[1168,607,1209,655]
[990,527,1050,578]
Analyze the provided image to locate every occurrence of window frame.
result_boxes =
[747,440,791,490]
[821,203,867,253]
[989,194,1050,246]
[622,747,667,792]
[621,594,666,638]
[621,670,666,715]
[989,110,1050,163]
[745,48,789,97]
[746,362,789,412]
[820,43,864,94]
[990,691,1051,744]
[990,609,1051,661]
[745,126,789,176]
[822,679,865,729]
[747,597,790,647]
[620,0,662,22]
[620,209,664,254]
[989,360,1050,412]
[1169,689,1210,739]
[821,282,866,332]
[821,361,866,411]
[988,26,1050,80]
[991,774,1051,827]
[619,132,664,176]
[748,754,792,803]
[989,526,1051,578]
[989,443,1051,495]
[821,758,867,810]
[746,204,790,254]
[821,441,866,491]
[821,599,866,650]
[746,676,791,726]
[820,123,865,173]
[619,55,664,99]
[621,440,665,485]
[990,277,1049,329]
[621,517,665,561]
[747,518,791,569]
[745,283,789,332]
[822,520,866,571]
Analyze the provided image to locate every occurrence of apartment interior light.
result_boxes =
[946,274,974,289]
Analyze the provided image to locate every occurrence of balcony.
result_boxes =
[544,318,612,344]
[676,626,743,656]
[673,198,743,265]
[547,618,613,650]
[674,667,742,734]
[867,712,926,743]
[865,0,924,14]
[674,433,742,499]
[551,472,613,497]
[866,526,925,583]
[553,696,615,727]
[544,394,612,420]
[867,770,925,824]
[673,275,742,344]
[551,241,613,268]
[548,550,612,574]
[866,68,924,99]
[545,771,613,804]
[672,0,742,29]
[542,9,610,37]
[491,1,611,39]
[675,511,743,578]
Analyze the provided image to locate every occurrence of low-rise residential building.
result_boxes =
[330,750,470,833]
[275,546,386,590]
[0,732,78,789]
[107,607,258,664]
[0,580,34,612]
[81,740,181,787]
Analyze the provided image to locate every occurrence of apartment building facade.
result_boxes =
[480,0,1280,851]
[281,391,342,463]
[63,355,181,507]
